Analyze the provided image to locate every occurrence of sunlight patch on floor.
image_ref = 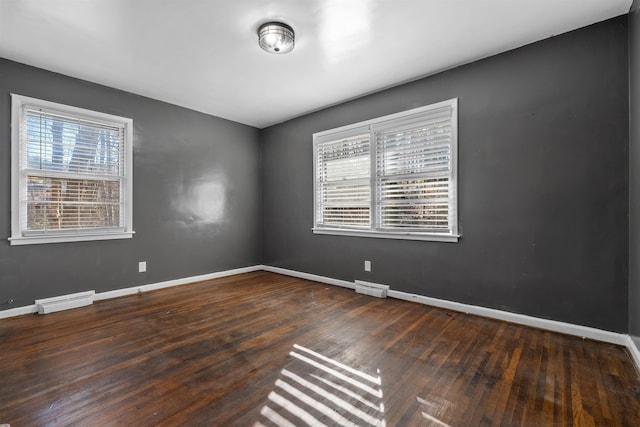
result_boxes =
[417,396,452,427]
[254,344,386,426]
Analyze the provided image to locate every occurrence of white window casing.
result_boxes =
[10,94,134,245]
[313,99,459,242]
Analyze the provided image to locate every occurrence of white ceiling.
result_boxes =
[0,0,632,128]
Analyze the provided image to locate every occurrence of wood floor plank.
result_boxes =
[1,271,639,426]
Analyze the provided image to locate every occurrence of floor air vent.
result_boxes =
[354,280,389,298]
[35,290,95,314]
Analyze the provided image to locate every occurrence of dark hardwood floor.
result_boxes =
[1,271,638,426]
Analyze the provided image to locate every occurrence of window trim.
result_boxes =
[313,99,459,242]
[9,94,134,245]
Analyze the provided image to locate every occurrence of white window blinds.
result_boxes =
[375,107,453,231]
[10,94,134,245]
[315,133,371,229]
[313,99,458,242]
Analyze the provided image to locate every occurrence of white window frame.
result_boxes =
[9,94,134,245]
[313,98,459,242]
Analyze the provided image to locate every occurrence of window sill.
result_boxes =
[312,228,460,242]
[9,231,135,246]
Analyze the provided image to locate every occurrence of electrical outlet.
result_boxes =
[364,260,371,272]
[138,261,147,273]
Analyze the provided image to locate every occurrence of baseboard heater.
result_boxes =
[354,280,389,298]
[35,290,95,314]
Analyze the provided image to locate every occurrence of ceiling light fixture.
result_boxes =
[258,22,295,54]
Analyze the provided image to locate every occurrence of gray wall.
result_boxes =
[261,17,629,332]
[0,59,261,309]
[630,0,640,343]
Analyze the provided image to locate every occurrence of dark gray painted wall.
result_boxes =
[0,59,261,309]
[261,17,629,332]
[630,1,640,341]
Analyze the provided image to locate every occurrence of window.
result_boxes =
[313,99,458,242]
[10,94,134,245]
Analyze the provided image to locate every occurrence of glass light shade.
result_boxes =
[258,22,294,54]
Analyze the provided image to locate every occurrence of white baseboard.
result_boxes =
[262,265,355,289]
[625,335,640,373]
[0,265,263,319]
[0,304,38,319]
[386,289,627,346]
[94,265,263,301]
